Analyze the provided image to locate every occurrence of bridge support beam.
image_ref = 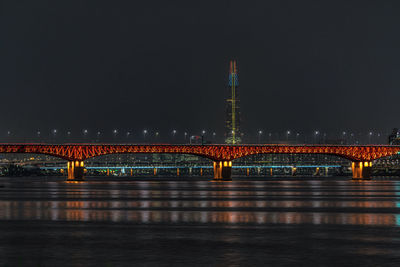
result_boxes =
[213,161,232,181]
[67,161,85,181]
[352,161,372,180]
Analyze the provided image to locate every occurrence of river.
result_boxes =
[1,176,400,266]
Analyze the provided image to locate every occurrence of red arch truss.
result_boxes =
[0,144,399,162]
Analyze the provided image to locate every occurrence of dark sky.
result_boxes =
[1,1,400,141]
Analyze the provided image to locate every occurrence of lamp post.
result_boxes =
[52,129,57,143]
[286,130,291,141]
[96,131,101,142]
[113,129,118,142]
[143,129,148,142]
[314,130,319,144]
[172,129,177,143]
[83,129,88,142]
[258,130,263,144]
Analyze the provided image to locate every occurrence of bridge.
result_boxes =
[0,144,399,180]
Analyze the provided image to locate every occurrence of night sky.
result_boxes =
[1,1,400,141]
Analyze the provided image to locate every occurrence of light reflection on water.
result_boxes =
[1,178,400,226]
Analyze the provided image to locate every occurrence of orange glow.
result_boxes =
[0,144,398,166]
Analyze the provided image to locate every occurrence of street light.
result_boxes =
[143,129,148,141]
[286,130,291,141]
[314,130,319,143]
[258,130,263,143]
[52,129,57,141]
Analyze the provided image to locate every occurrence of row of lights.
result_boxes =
[256,130,382,137]
[4,129,216,138]
[4,129,383,141]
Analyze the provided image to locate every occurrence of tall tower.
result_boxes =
[225,60,242,144]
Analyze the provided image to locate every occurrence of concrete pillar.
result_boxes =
[213,161,232,181]
[352,161,372,180]
[67,160,85,181]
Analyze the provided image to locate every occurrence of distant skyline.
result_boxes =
[2,1,400,137]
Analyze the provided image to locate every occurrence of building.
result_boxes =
[225,60,242,144]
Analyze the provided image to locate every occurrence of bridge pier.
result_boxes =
[67,160,85,181]
[213,161,232,181]
[352,161,372,180]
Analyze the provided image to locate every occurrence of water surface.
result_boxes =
[1,176,400,266]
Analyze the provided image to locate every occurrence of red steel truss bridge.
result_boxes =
[1,144,399,180]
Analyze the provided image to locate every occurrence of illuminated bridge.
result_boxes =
[1,144,399,181]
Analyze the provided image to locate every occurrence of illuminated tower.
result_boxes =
[225,60,242,144]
